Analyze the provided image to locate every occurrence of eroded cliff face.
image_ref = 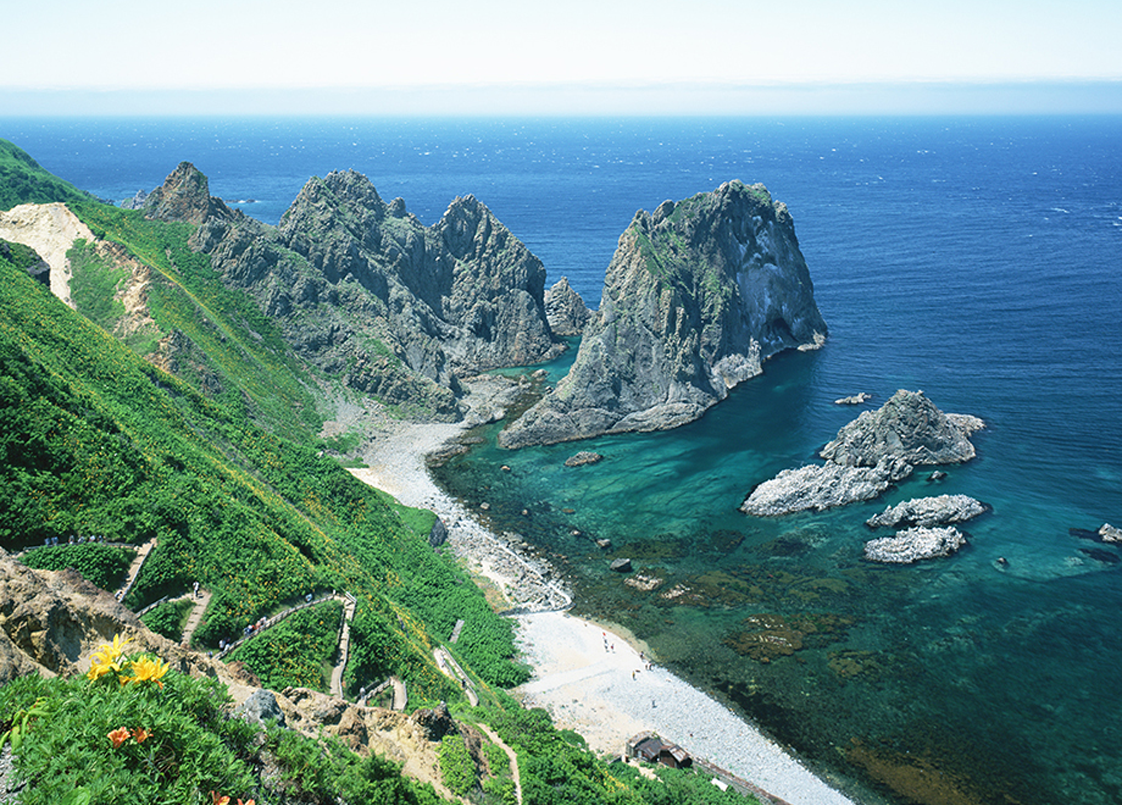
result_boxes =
[186,168,562,421]
[499,180,827,447]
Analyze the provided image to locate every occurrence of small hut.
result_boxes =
[626,731,692,769]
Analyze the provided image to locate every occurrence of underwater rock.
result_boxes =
[610,557,633,573]
[564,451,604,467]
[864,526,966,564]
[834,392,871,405]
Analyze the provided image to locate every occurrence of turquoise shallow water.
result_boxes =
[6,115,1121,804]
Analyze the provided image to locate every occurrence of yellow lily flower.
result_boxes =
[86,634,133,681]
[123,655,170,689]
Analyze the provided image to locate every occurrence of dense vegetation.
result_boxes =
[139,597,195,642]
[0,139,92,211]
[18,543,134,590]
[0,217,523,701]
[226,601,344,692]
[0,647,442,804]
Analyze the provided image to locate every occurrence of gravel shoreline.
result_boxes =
[349,378,858,805]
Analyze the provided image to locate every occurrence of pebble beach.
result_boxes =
[349,382,858,805]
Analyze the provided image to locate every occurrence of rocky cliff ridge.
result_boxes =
[152,164,563,421]
[500,181,827,447]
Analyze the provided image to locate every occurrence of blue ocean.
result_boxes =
[5,115,1121,805]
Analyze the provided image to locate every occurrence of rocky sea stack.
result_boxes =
[743,390,984,516]
[500,181,827,448]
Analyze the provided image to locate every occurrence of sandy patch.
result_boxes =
[0,202,95,307]
[511,612,855,805]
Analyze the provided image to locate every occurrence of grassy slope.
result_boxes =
[0,139,92,210]
[0,247,521,699]
[0,151,761,805]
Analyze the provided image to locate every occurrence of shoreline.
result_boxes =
[348,379,859,805]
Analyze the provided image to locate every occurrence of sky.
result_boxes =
[4,0,1121,115]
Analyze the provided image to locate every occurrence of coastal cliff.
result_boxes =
[499,181,827,447]
[168,165,562,420]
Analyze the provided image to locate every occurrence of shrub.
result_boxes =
[438,733,476,796]
[138,597,194,642]
[19,543,132,591]
[225,601,343,692]
[0,634,444,804]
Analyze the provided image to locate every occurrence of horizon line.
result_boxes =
[2,80,1121,117]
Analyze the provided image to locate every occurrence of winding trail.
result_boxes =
[329,593,357,697]
[476,723,522,805]
[178,590,211,647]
[116,538,156,601]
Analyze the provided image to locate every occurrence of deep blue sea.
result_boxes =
[5,115,1121,805]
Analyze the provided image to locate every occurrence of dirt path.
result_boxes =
[116,538,156,601]
[476,723,522,805]
[329,594,357,697]
[179,590,212,647]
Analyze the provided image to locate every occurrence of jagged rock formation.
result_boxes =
[544,276,591,336]
[173,166,562,421]
[743,390,984,516]
[0,548,237,685]
[741,458,913,517]
[143,161,235,226]
[820,390,980,467]
[1100,523,1122,543]
[866,494,988,529]
[864,526,967,564]
[500,181,827,448]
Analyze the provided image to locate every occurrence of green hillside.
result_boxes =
[0,248,520,696]
[0,151,763,805]
[0,138,92,210]
[68,199,327,442]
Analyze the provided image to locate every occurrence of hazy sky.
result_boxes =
[5,0,1121,114]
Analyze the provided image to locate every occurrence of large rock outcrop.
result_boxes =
[865,494,988,529]
[544,276,591,336]
[177,167,563,420]
[820,390,980,467]
[864,526,967,564]
[499,181,827,447]
[143,161,235,226]
[743,390,984,516]
[0,548,229,685]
